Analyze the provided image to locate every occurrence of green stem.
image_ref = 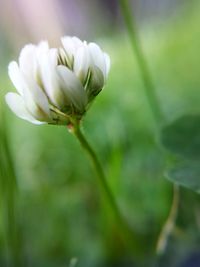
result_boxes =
[119,0,179,256]
[119,0,165,125]
[73,124,124,224]
[156,184,179,255]
[0,112,22,267]
[72,123,138,250]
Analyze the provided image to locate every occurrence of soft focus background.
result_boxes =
[0,0,200,266]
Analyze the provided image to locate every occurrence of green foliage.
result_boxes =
[167,161,200,193]
[161,114,200,193]
[161,114,200,160]
[1,2,200,266]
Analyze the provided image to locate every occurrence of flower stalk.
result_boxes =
[156,185,180,255]
[71,122,138,251]
[119,0,164,126]
[119,0,179,256]
[72,123,124,223]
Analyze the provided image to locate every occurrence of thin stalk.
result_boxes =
[72,123,139,251]
[0,112,22,267]
[72,124,125,224]
[119,0,165,125]
[156,185,179,255]
[119,0,180,256]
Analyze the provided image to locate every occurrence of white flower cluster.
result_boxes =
[5,36,110,125]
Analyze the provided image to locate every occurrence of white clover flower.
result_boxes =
[5,36,110,125]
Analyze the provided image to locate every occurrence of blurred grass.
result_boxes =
[0,99,23,266]
[0,3,200,266]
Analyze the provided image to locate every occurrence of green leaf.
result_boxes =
[161,114,200,160]
[167,161,200,193]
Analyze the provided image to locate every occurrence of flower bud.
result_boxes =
[5,36,110,125]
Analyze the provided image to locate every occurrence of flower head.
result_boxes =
[5,36,110,125]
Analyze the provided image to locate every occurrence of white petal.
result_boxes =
[61,36,83,61]
[36,41,49,64]
[88,43,106,78]
[8,61,26,95]
[22,78,51,121]
[39,48,66,108]
[19,44,37,80]
[104,53,110,78]
[5,92,44,124]
[37,41,49,54]
[57,65,87,113]
[73,46,90,83]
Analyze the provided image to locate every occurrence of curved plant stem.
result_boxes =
[73,124,122,220]
[119,0,165,126]
[119,0,180,256]
[0,112,22,267]
[156,185,179,255]
[72,123,137,250]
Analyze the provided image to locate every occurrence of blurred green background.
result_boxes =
[0,0,200,266]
